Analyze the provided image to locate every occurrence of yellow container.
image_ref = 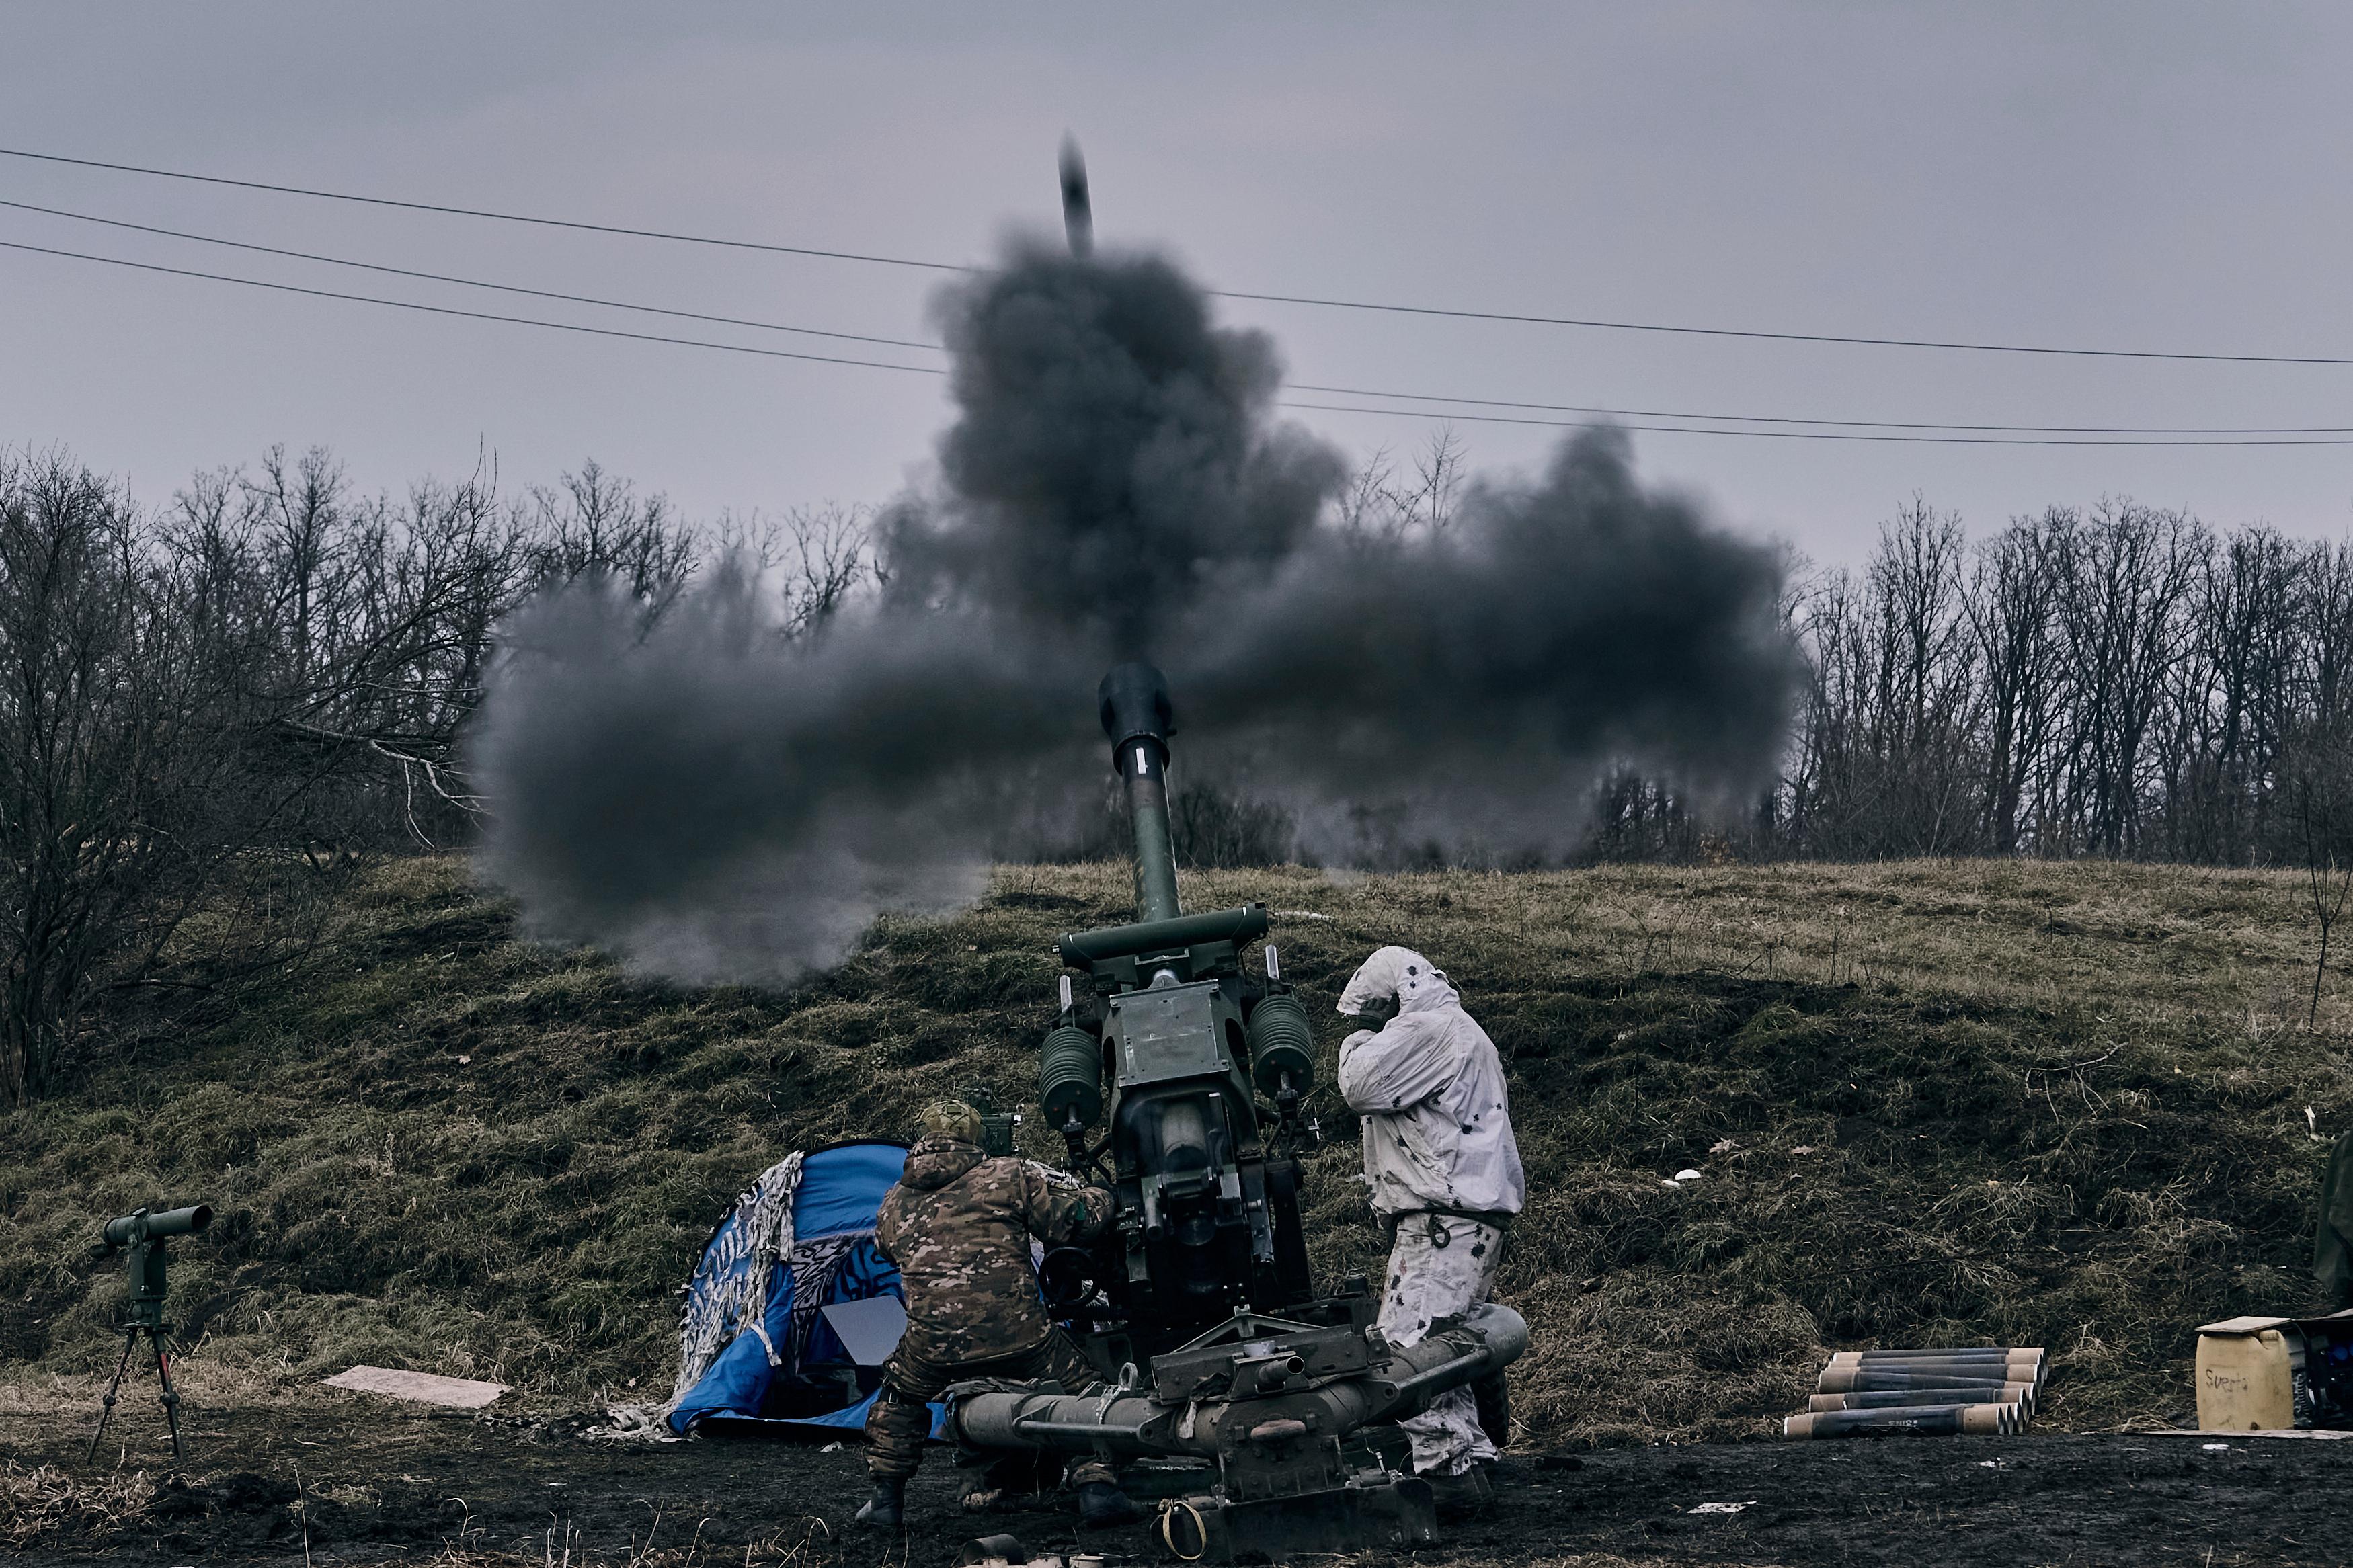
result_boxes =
[2193,1316,2297,1431]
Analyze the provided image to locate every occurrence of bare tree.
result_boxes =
[157,452,534,852]
[1778,502,1983,856]
[1966,513,2064,854]
[1396,426,1468,535]
[2046,501,2203,856]
[1865,497,1982,852]
[2309,542,2353,735]
[2287,723,2353,1026]
[1334,445,1398,536]
[1170,779,1294,868]
[777,503,877,638]
[524,460,700,614]
[1782,559,1860,852]
[1333,427,1468,539]
[0,453,284,1102]
[248,445,347,684]
[2151,527,2303,861]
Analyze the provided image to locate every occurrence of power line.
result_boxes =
[1281,401,2353,448]
[9,141,2353,368]
[11,234,2353,446]
[0,239,947,376]
[0,197,944,352]
[0,145,965,273]
[1229,293,2353,368]
[13,198,2352,439]
[1287,382,2353,438]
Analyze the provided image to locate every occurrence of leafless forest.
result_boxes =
[6,444,2353,1102]
[1766,496,2353,868]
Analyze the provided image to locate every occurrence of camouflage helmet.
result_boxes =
[918,1098,983,1145]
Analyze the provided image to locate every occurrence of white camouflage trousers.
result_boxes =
[1375,1214,1503,1476]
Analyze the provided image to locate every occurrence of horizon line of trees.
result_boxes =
[1585,495,2353,872]
[9,439,2353,1100]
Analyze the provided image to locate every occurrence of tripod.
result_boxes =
[83,1206,210,1465]
[87,1321,186,1461]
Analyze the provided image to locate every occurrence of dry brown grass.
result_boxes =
[3,854,2346,1449]
[0,1460,154,1548]
[391,1507,838,1568]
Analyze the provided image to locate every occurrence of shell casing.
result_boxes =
[1826,1346,2044,1363]
[1826,1354,2043,1375]
[1824,1352,2040,1370]
[1818,1364,2041,1394]
[1810,1384,2035,1413]
[1784,1403,2018,1440]
[1817,1354,2042,1372]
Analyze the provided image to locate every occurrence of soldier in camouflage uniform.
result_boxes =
[2318,1127,2353,1309]
[856,1100,1142,1529]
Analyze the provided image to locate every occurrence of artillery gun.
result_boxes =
[1033,663,1321,1353]
[949,664,1526,1559]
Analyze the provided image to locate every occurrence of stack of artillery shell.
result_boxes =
[1783,1348,2043,1440]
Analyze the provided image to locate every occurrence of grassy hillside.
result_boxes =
[3,855,2347,1446]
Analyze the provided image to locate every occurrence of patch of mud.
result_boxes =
[5,1404,2346,1567]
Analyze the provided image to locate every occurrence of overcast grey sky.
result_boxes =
[4,3,2350,563]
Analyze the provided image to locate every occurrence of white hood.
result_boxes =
[1334,946,1525,1220]
[1335,945,1458,1016]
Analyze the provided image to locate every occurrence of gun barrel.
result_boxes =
[1099,663,1181,923]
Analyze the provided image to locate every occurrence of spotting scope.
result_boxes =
[87,1203,212,1461]
[99,1204,213,1327]
[101,1205,214,1249]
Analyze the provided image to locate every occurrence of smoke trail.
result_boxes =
[1172,425,1798,858]
[474,237,1798,979]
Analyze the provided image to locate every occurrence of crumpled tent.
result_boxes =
[667,1139,914,1436]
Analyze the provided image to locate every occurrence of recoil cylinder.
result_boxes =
[1245,991,1316,1099]
[1039,1023,1105,1133]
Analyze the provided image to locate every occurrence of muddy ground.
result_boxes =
[5,1399,2350,1568]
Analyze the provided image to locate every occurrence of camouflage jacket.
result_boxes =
[876,1134,1113,1362]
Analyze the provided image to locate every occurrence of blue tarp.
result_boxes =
[669,1139,920,1436]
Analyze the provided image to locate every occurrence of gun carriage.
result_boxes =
[948,665,1526,1559]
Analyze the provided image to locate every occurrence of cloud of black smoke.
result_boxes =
[472,577,1081,982]
[474,239,1800,980]
[882,244,1342,657]
[1173,427,1798,854]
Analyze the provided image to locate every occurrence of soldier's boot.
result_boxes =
[854,1477,907,1528]
[1077,1481,1142,1528]
[1424,1465,1492,1524]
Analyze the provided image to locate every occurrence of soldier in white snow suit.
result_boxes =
[1336,945,1525,1517]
